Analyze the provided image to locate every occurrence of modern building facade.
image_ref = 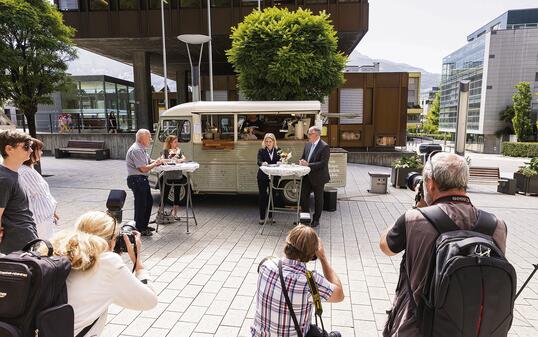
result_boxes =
[54,0,369,130]
[406,72,421,131]
[8,75,136,133]
[420,86,439,127]
[439,8,538,153]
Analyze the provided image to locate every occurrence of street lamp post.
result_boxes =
[207,0,214,101]
[177,34,211,102]
[161,0,169,111]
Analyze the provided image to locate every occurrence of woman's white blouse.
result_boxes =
[18,165,57,226]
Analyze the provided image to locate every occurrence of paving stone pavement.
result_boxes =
[39,156,538,337]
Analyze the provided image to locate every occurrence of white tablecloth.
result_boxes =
[259,164,311,177]
[154,162,200,173]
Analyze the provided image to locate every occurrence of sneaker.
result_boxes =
[140,229,153,236]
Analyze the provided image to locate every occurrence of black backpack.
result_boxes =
[0,239,73,337]
[415,206,517,337]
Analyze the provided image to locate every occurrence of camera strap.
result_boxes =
[132,243,138,274]
[278,260,304,337]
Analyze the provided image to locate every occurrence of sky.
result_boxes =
[358,0,538,73]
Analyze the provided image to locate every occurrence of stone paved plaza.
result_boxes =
[40,155,538,337]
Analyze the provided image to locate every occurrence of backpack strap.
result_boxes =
[76,317,99,337]
[278,260,304,337]
[417,205,459,234]
[472,210,497,237]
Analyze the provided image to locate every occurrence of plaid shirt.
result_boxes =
[251,258,335,337]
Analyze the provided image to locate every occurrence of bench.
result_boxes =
[468,166,500,184]
[55,140,110,161]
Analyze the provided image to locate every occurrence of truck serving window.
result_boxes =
[201,114,234,140]
[159,119,191,143]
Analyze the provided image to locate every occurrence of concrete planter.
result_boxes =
[514,172,538,195]
[391,167,421,188]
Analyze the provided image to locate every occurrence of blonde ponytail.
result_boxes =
[50,211,118,271]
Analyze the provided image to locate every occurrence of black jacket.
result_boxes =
[301,140,330,185]
[257,147,280,180]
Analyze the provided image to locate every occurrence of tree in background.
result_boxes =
[0,0,76,138]
[512,82,533,142]
[227,7,346,101]
[495,105,515,138]
[423,91,440,133]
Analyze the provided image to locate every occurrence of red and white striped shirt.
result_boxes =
[251,258,334,337]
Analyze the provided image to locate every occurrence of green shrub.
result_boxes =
[392,154,423,169]
[516,158,538,177]
[501,142,538,157]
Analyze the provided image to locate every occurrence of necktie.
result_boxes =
[308,143,316,162]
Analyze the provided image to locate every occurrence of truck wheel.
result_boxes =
[281,179,300,205]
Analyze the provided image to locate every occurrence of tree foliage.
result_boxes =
[495,105,515,137]
[0,0,76,137]
[226,7,346,101]
[423,91,440,133]
[512,82,533,142]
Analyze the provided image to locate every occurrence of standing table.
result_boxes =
[259,164,311,234]
[153,162,200,233]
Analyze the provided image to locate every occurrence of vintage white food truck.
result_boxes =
[149,101,347,204]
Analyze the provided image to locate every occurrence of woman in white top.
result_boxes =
[18,138,58,239]
[50,211,158,337]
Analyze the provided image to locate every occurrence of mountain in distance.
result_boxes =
[68,48,441,94]
[347,50,441,92]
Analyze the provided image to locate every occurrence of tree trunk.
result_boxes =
[23,108,41,174]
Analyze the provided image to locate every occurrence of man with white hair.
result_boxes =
[299,126,330,228]
[379,152,508,337]
[125,129,162,236]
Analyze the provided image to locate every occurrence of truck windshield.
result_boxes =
[159,119,191,143]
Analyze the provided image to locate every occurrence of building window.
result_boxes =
[119,0,138,9]
[89,0,109,10]
[376,136,396,147]
[58,0,79,11]
[489,54,495,59]
[205,90,228,101]
[535,72,538,82]
[341,131,360,141]
[339,88,363,124]
[486,85,492,89]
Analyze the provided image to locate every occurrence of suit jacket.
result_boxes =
[301,140,330,185]
[257,147,281,180]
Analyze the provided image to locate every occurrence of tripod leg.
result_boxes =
[516,264,538,300]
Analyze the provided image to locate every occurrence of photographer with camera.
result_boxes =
[379,152,509,337]
[251,224,344,337]
[50,211,157,337]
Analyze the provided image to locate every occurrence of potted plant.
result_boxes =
[514,157,538,195]
[391,154,424,188]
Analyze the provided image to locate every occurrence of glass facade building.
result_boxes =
[439,35,485,132]
[60,75,136,132]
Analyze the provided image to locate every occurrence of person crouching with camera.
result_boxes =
[251,225,344,337]
[49,211,158,337]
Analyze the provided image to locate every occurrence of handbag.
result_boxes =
[278,260,328,337]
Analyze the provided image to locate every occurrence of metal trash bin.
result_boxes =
[418,143,443,163]
[498,178,516,195]
[323,188,337,211]
[368,172,390,194]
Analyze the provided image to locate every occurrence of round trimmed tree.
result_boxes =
[227,7,346,101]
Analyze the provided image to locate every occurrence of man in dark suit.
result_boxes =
[299,126,330,228]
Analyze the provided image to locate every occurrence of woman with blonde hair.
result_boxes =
[51,211,157,336]
[257,133,280,224]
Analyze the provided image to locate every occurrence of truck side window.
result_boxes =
[201,114,234,140]
[159,119,191,142]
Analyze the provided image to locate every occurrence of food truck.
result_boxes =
[149,101,347,204]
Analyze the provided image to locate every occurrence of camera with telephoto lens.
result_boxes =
[406,171,424,204]
[307,325,341,337]
[113,224,136,254]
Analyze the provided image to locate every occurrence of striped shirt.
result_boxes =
[18,165,57,238]
[251,258,334,337]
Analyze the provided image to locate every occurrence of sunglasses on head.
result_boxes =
[19,142,32,151]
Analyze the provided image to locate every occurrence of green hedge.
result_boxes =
[408,132,453,141]
[502,142,538,157]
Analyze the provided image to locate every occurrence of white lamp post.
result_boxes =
[207,0,214,101]
[161,0,169,111]
[178,34,211,102]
